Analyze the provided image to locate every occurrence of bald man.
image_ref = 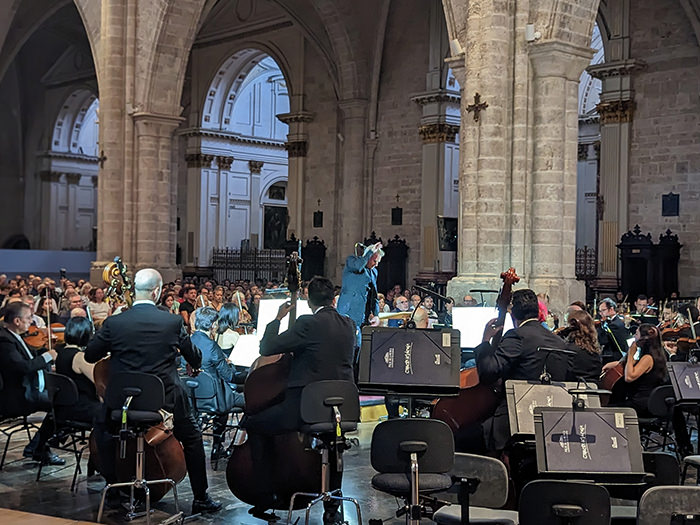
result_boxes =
[86,269,221,515]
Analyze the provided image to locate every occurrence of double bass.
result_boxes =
[89,257,187,504]
[432,268,520,443]
[226,244,321,511]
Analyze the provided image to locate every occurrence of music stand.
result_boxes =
[533,406,646,484]
[357,326,461,397]
[668,362,700,401]
[506,380,602,438]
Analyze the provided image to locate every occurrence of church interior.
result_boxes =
[1,0,700,523]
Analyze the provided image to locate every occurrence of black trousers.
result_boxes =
[96,393,209,500]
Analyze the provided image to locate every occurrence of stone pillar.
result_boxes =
[131,112,184,282]
[91,0,127,283]
[249,160,264,248]
[527,41,593,306]
[587,61,644,282]
[184,152,215,269]
[334,99,368,278]
[278,111,313,240]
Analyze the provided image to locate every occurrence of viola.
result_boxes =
[226,242,321,509]
[432,268,519,442]
[23,326,48,349]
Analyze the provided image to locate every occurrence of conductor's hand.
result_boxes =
[372,242,383,253]
[482,318,503,343]
[276,301,295,321]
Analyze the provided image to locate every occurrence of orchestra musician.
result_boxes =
[243,276,355,525]
[597,298,629,364]
[602,324,667,418]
[558,310,603,383]
[85,269,221,515]
[464,289,570,454]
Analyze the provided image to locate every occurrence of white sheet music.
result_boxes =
[452,306,516,348]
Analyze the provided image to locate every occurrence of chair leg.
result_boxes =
[682,463,689,485]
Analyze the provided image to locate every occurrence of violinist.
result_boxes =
[0,302,64,465]
[85,269,221,515]
[468,289,570,453]
[54,317,101,423]
[597,298,629,364]
[603,324,667,418]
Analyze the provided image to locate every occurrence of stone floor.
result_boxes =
[0,416,421,524]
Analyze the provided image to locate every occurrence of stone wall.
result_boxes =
[629,0,700,294]
[371,0,431,290]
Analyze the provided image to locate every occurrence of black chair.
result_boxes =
[637,486,700,525]
[184,371,242,470]
[519,480,610,525]
[0,373,39,470]
[370,418,454,525]
[432,453,518,524]
[36,372,92,491]
[638,385,677,453]
[97,372,180,525]
[287,380,362,525]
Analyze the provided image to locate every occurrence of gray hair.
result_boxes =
[133,269,163,293]
[194,306,218,331]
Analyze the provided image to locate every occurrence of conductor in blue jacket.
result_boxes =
[336,241,384,346]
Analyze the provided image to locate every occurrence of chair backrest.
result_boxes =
[642,451,680,486]
[371,418,454,475]
[45,372,79,407]
[105,372,164,412]
[647,385,676,418]
[190,371,218,402]
[638,486,700,525]
[300,380,360,425]
[437,452,509,508]
[519,480,611,525]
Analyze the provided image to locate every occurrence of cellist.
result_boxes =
[460,289,570,454]
[85,269,221,515]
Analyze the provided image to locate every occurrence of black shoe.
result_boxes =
[192,494,222,514]
[32,450,66,466]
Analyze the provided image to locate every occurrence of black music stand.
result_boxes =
[506,380,602,439]
[358,326,461,400]
[533,406,646,484]
[668,362,700,402]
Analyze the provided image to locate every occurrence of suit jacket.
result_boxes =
[336,252,378,330]
[0,327,51,416]
[259,306,355,388]
[475,320,570,451]
[190,330,243,413]
[85,303,201,412]
[597,316,629,363]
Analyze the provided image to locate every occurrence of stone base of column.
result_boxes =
[91,260,181,286]
[90,260,113,286]
[528,277,585,315]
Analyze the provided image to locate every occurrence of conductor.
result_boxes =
[85,269,221,515]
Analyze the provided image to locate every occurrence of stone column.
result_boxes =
[184,152,215,269]
[131,112,184,283]
[90,0,127,282]
[278,111,313,240]
[527,41,593,305]
[334,99,368,278]
[587,61,644,282]
[249,160,264,248]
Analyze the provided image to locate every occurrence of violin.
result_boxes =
[22,323,65,349]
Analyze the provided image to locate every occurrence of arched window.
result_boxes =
[51,90,99,155]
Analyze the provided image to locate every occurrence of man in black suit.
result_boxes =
[597,298,629,364]
[465,289,570,453]
[85,268,221,515]
[244,276,355,525]
[0,302,64,465]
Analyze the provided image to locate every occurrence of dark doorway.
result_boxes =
[264,206,288,249]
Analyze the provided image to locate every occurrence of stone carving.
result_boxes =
[248,160,264,174]
[185,153,215,168]
[284,140,308,158]
[596,100,636,124]
[418,123,460,144]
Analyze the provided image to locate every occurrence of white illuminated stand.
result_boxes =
[451,306,515,348]
[228,298,312,367]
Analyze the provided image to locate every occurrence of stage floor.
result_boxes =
[0,415,416,524]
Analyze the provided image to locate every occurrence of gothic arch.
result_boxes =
[530,0,601,49]
[72,0,102,85]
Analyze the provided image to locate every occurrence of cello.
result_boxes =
[89,257,187,504]
[432,268,519,443]
[226,244,321,512]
